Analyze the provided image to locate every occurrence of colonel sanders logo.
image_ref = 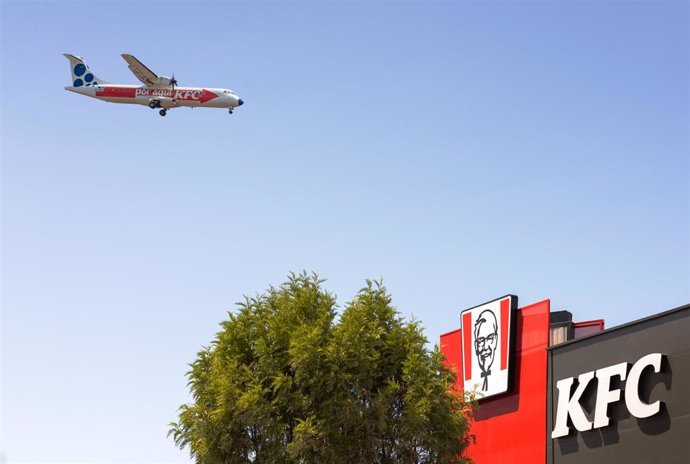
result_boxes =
[461,295,516,399]
[474,309,498,391]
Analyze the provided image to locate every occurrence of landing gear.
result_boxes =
[228,109,233,115]
[149,100,161,109]
[159,109,167,117]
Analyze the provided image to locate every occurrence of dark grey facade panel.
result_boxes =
[547,305,690,464]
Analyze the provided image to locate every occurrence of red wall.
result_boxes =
[440,300,550,463]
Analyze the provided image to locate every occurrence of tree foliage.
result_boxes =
[170,273,473,464]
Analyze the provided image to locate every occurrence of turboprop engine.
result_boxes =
[156,76,174,86]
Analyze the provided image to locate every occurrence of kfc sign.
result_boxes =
[461,295,517,400]
[551,353,666,438]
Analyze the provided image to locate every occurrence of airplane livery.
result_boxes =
[64,53,244,117]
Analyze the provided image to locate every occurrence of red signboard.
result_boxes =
[441,299,550,463]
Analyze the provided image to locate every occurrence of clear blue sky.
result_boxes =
[1,1,688,462]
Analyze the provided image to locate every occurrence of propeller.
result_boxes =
[169,73,178,90]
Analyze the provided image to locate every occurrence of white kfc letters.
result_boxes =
[551,353,665,439]
[625,353,664,418]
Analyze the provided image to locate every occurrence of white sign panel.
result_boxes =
[461,295,517,400]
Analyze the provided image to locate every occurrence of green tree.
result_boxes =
[170,273,473,464]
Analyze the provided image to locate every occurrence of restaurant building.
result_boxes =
[439,297,689,463]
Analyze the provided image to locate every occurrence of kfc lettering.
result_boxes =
[551,352,665,438]
[134,88,204,100]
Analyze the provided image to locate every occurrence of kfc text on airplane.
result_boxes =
[63,54,244,117]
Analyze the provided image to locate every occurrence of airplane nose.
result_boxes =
[237,99,244,106]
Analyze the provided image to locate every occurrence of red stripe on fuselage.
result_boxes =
[96,86,219,104]
[96,87,137,98]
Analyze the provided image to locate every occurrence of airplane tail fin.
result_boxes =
[63,54,110,87]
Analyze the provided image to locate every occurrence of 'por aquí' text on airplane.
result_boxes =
[63,54,244,117]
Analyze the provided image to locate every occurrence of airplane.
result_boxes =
[63,54,244,117]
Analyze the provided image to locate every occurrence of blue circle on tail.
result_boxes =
[74,64,86,76]
[84,73,94,82]
[73,79,83,87]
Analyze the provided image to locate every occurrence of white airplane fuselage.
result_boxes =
[63,53,243,116]
[65,84,243,110]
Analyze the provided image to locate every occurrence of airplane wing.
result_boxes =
[121,53,158,86]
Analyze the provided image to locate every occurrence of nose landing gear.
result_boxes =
[228,109,233,115]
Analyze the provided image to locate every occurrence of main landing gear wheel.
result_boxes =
[228,109,233,115]
[149,101,158,109]
[159,109,167,117]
